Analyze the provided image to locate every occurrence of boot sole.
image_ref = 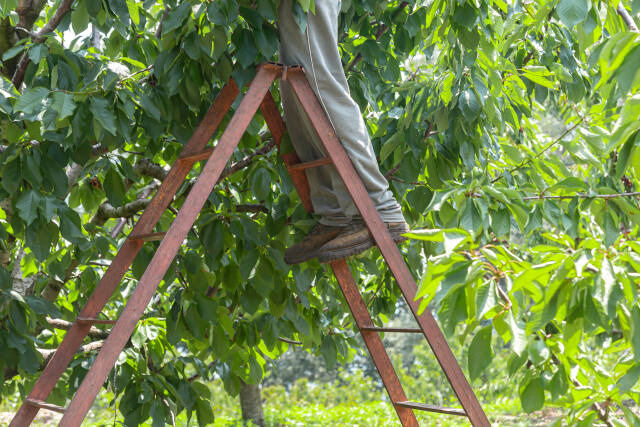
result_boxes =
[317,232,408,263]
[284,252,318,265]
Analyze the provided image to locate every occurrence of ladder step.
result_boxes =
[177,147,214,163]
[289,157,332,170]
[25,398,67,414]
[128,231,166,242]
[395,401,466,416]
[76,316,116,325]
[361,327,422,333]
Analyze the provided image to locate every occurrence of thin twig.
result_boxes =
[155,8,170,38]
[236,204,268,214]
[523,191,640,201]
[12,0,74,88]
[617,4,639,32]
[278,337,303,345]
[46,317,109,339]
[492,118,584,183]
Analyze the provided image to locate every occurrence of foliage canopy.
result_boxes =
[1,0,640,425]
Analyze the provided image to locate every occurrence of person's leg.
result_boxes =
[280,82,351,227]
[278,0,405,225]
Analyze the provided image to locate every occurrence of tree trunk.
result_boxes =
[239,382,265,427]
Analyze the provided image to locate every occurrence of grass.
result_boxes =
[0,383,561,426]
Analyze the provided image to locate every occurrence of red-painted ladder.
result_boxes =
[11,63,490,427]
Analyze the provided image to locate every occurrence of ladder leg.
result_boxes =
[10,82,240,427]
[331,260,419,427]
[57,65,280,427]
[286,69,490,427]
[259,91,314,212]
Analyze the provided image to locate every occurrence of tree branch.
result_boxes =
[39,340,104,363]
[45,317,110,339]
[155,8,170,39]
[617,4,639,32]
[218,139,276,183]
[12,0,74,88]
[94,199,152,222]
[236,204,268,214]
[136,158,169,181]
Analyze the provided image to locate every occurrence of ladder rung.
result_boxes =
[395,401,466,416]
[361,327,422,333]
[76,317,116,325]
[178,147,214,163]
[25,398,67,413]
[128,231,166,242]
[289,157,332,170]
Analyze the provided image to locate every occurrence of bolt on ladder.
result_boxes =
[11,63,490,427]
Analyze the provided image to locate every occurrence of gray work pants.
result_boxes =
[278,0,405,227]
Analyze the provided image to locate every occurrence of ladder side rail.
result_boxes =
[259,90,314,212]
[260,78,414,424]
[286,69,491,427]
[58,65,280,427]
[331,260,419,427]
[10,81,240,427]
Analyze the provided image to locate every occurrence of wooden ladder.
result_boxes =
[10,63,491,427]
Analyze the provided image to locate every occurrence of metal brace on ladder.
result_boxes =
[11,63,491,427]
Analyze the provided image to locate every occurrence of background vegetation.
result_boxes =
[1,0,640,425]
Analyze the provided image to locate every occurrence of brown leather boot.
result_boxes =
[316,220,409,263]
[284,223,346,265]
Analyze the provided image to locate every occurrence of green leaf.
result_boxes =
[23,153,42,189]
[320,335,337,369]
[149,399,165,427]
[233,29,259,69]
[527,340,550,366]
[126,0,140,26]
[107,0,130,25]
[522,67,555,89]
[195,398,215,426]
[250,168,271,201]
[491,208,510,237]
[549,365,568,401]
[380,132,403,163]
[41,158,69,198]
[16,189,42,225]
[27,44,48,65]
[468,326,493,381]
[0,266,11,291]
[291,1,308,34]
[58,207,84,243]
[458,88,481,121]
[2,44,24,62]
[89,97,117,136]
[616,130,639,178]
[26,219,57,261]
[520,378,545,413]
[631,304,640,359]
[103,167,126,207]
[617,364,640,392]
[252,260,274,298]
[18,345,42,374]
[2,157,21,195]
[508,311,527,356]
[162,2,191,35]
[14,87,49,115]
[25,296,61,317]
[556,0,588,27]
[71,0,90,33]
[51,92,76,120]
[9,300,27,331]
